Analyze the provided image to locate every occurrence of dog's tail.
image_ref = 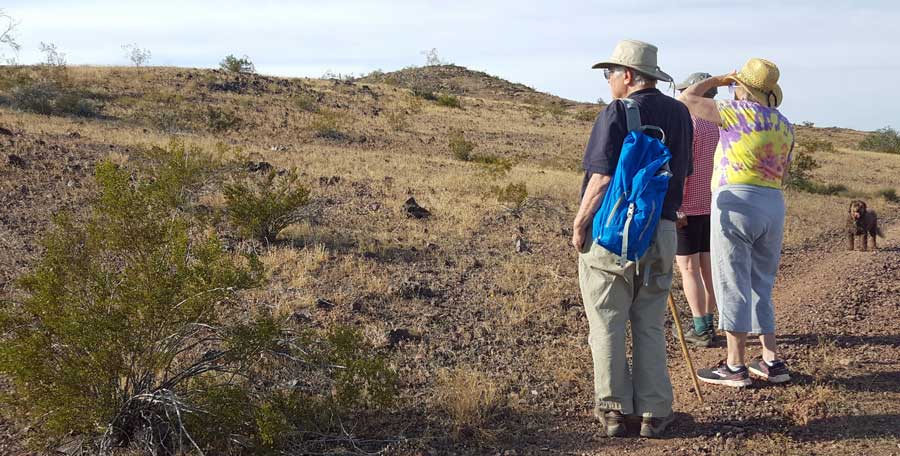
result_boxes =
[877,225,885,238]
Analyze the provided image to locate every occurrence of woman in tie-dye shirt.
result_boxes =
[679,58,795,389]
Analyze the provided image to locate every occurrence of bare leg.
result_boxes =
[698,252,718,316]
[726,331,748,366]
[759,333,777,362]
[676,254,706,318]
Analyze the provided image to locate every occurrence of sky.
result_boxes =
[1,0,898,131]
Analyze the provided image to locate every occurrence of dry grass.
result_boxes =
[432,366,505,440]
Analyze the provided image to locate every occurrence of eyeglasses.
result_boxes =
[603,68,621,80]
[727,83,737,95]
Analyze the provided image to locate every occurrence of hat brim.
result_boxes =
[725,75,783,108]
[592,61,673,83]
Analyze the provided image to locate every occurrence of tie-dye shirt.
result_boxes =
[712,100,795,191]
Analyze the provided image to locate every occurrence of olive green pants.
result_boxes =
[578,220,676,417]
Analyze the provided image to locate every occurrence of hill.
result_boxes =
[360,64,587,107]
[1,64,899,455]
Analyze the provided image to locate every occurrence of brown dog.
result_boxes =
[847,200,883,251]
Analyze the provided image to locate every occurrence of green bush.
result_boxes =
[436,93,461,108]
[493,182,528,207]
[205,105,242,132]
[220,54,255,74]
[5,80,102,117]
[801,138,835,153]
[877,187,899,203]
[411,85,437,101]
[223,169,311,243]
[575,108,599,122]
[0,144,396,454]
[294,93,318,112]
[786,150,820,189]
[449,129,475,161]
[310,109,346,139]
[0,153,267,451]
[859,127,900,154]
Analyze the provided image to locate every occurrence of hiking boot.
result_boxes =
[600,410,627,437]
[748,359,791,383]
[640,414,675,438]
[684,328,713,347]
[697,361,752,387]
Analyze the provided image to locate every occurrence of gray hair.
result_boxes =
[611,65,654,85]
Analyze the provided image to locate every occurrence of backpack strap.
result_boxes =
[621,98,641,132]
[621,98,667,144]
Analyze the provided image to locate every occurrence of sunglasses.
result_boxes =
[603,68,622,80]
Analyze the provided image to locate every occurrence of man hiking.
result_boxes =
[572,39,693,438]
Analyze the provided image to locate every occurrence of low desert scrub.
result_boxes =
[781,384,835,426]
[434,367,504,440]
[223,169,311,244]
[449,129,476,161]
[859,126,900,154]
[801,137,836,153]
[436,93,462,108]
[575,107,600,122]
[220,54,256,74]
[205,105,242,132]
[492,182,528,208]
[310,108,347,139]
[293,92,319,112]
[877,187,899,203]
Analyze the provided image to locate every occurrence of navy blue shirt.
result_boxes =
[581,88,694,221]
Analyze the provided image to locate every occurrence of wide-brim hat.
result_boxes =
[724,58,783,108]
[592,39,673,83]
[676,72,717,98]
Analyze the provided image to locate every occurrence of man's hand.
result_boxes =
[572,226,586,251]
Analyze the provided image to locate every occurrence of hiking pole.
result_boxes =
[667,293,704,402]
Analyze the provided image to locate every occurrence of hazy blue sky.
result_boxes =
[2,1,898,131]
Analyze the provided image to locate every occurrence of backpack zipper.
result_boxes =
[637,201,656,242]
[606,193,626,227]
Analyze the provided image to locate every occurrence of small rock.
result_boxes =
[403,197,431,219]
[246,161,273,173]
[315,297,335,309]
[388,328,421,347]
[319,175,341,186]
[291,310,312,323]
[515,235,530,253]
[0,126,14,136]
[351,299,365,312]
[7,154,26,168]
[67,131,81,138]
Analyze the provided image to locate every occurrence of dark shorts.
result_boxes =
[676,214,711,255]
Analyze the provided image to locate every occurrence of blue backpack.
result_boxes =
[591,98,672,269]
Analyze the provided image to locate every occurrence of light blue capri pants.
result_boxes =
[711,184,785,334]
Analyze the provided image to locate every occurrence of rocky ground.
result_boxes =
[1,65,898,455]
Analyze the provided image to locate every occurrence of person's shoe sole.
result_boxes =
[640,414,675,438]
[696,375,752,387]
[748,365,791,383]
[685,338,712,348]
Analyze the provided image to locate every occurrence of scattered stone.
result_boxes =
[0,126,14,136]
[315,297,335,309]
[291,309,313,323]
[67,131,81,138]
[404,197,431,219]
[394,279,437,299]
[319,175,341,186]
[515,235,530,253]
[351,299,365,312]
[388,328,421,347]
[246,161,273,173]
[7,154,26,168]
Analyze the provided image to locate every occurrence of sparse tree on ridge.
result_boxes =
[220,54,255,74]
[122,43,151,67]
[39,41,66,66]
[421,48,448,66]
[0,9,20,64]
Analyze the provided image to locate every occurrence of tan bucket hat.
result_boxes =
[725,58,783,108]
[592,39,673,83]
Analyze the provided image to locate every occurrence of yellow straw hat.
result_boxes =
[725,58,783,108]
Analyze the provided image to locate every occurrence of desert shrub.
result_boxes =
[449,129,475,161]
[220,54,255,74]
[802,137,835,153]
[473,154,513,178]
[493,182,528,207]
[575,108,599,122]
[794,181,848,196]
[0,146,395,454]
[0,155,267,451]
[5,80,102,117]
[223,169,311,243]
[122,43,151,67]
[293,93,318,112]
[877,187,899,203]
[436,93,461,108]
[411,85,437,101]
[786,150,820,189]
[544,102,566,118]
[800,120,815,127]
[433,367,503,440]
[205,105,242,132]
[859,127,900,154]
[310,109,346,139]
